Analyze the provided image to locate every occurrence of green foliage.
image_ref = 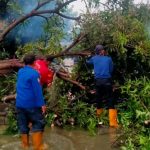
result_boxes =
[0,74,17,135]
[0,74,16,100]
[1,1,150,150]
[87,0,102,8]
[45,112,55,126]
[7,0,23,16]
[57,97,98,135]
[112,31,128,55]
[16,42,48,58]
[74,102,97,135]
[45,75,98,134]
[4,111,18,135]
[118,77,150,149]
[15,15,65,58]
[79,1,150,79]
[0,50,9,59]
[135,40,150,62]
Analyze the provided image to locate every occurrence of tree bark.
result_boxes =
[2,94,16,103]
[0,51,89,73]
[0,59,23,70]
[0,56,87,90]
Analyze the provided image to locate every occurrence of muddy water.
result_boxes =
[0,126,119,150]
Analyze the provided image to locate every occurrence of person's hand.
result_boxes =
[47,82,52,87]
[42,105,46,114]
[89,90,96,94]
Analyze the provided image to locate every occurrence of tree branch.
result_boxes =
[99,2,111,10]
[47,51,91,60]
[2,94,16,103]
[56,0,76,11]
[60,33,86,54]
[58,74,86,90]
[0,0,78,42]
[34,0,53,10]
[56,12,80,20]
[0,13,34,42]
[0,59,23,70]
[0,53,89,90]
[35,14,49,23]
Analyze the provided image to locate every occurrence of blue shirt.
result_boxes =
[87,55,113,79]
[16,66,45,108]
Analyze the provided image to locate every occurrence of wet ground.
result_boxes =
[0,126,119,150]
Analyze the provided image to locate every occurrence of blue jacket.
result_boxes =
[16,66,45,108]
[87,55,113,79]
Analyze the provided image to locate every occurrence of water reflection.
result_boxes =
[0,126,119,150]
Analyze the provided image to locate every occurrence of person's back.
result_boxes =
[88,55,113,79]
[16,65,43,108]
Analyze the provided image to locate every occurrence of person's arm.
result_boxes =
[31,72,46,112]
[86,56,93,65]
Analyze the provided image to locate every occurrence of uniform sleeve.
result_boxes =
[31,72,45,107]
[109,57,113,74]
[86,57,93,65]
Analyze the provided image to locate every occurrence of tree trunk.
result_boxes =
[0,58,87,90]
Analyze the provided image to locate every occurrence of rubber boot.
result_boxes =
[32,132,45,150]
[96,108,103,117]
[21,134,29,149]
[109,109,119,128]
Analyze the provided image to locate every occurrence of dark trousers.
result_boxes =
[16,107,45,134]
[95,78,115,109]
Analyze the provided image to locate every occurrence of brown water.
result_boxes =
[0,126,119,150]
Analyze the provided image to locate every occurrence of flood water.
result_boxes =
[0,126,119,150]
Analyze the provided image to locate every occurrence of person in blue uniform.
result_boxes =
[87,45,118,127]
[16,54,46,149]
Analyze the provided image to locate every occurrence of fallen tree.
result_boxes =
[0,56,88,89]
[0,32,91,91]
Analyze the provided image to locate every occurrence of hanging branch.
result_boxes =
[35,14,49,23]
[54,74,86,90]
[0,0,78,42]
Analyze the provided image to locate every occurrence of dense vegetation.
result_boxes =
[0,0,150,149]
